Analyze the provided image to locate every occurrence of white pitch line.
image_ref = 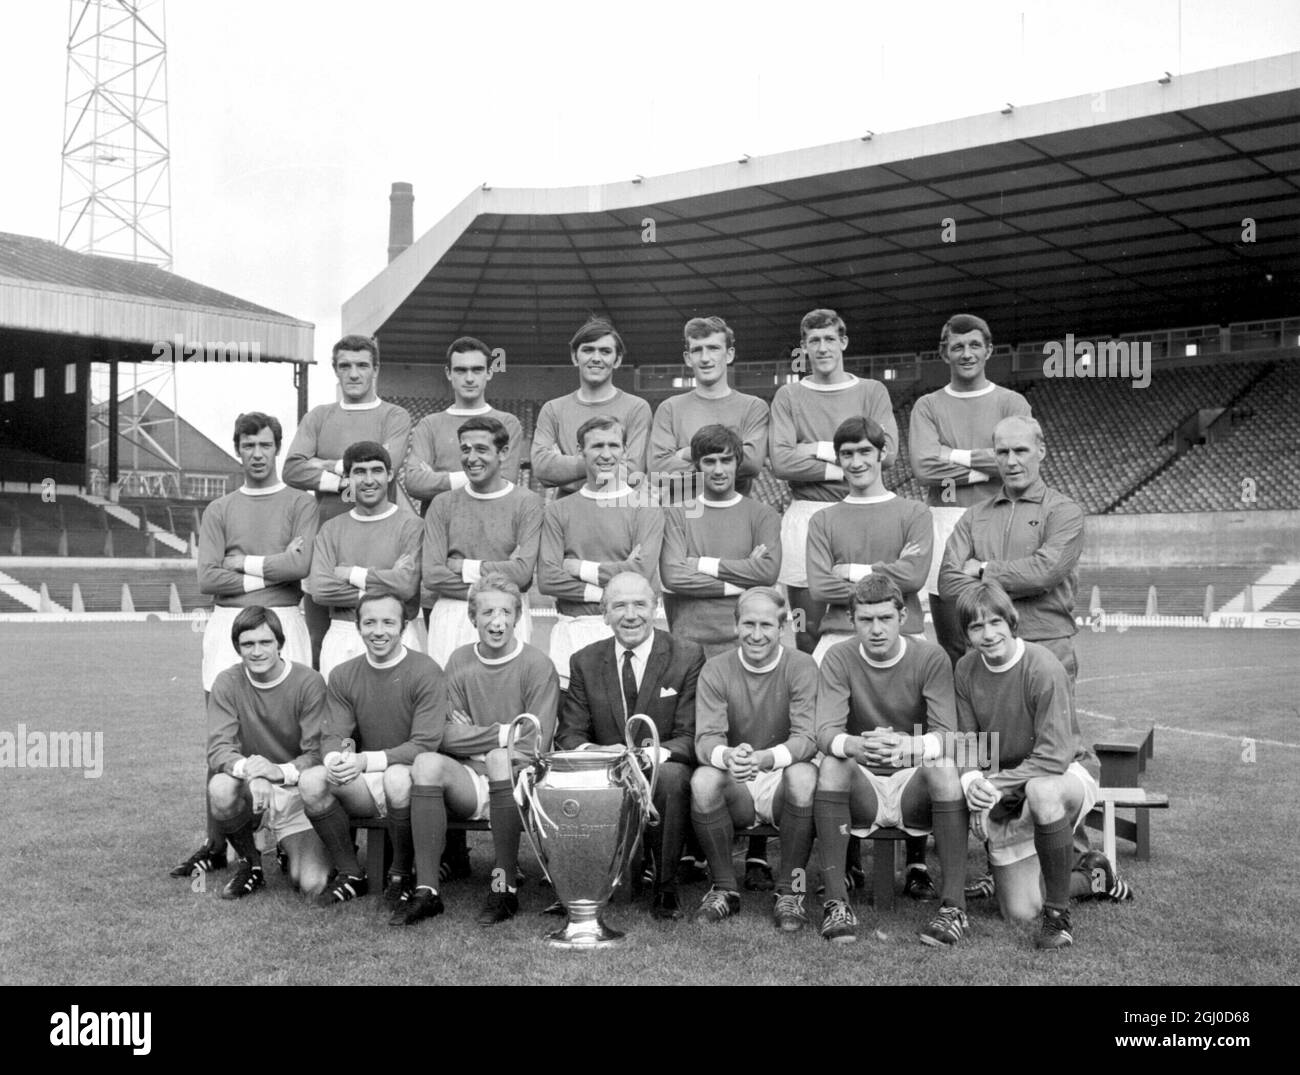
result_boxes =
[1075,706,1300,750]
[1076,665,1274,685]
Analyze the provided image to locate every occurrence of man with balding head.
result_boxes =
[557,572,704,920]
[938,415,1084,682]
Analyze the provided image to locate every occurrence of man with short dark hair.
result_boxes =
[396,575,559,928]
[813,576,970,947]
[538,415,664,688]
[649,316,769,503]
[299,593,448,907]
[911,314,1031,665]
[422,416,543,667]
[284,335,411,667]
[769,308,898,653]
[531,317,652,497]
[557,572,703,920]
[309,441,424,680]
[206,606,331,899]
[403,336,523,516]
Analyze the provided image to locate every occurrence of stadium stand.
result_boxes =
[1265,580,1300,612]
[1116,362,1300,513]
[1,564,203,612]
[0,491,187,558]
[1078,566,1267,616]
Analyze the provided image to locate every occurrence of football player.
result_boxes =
[648,316,769,503]
[395,574,559,928]
[538,415,664,689]
[910,314,1031,665]
[308,441,425,680]
[299,592,447,906]
[422,416,543,667]
[206,605,330,899]
[531,317,652,498]
[813,576,970,946]
[690,587,819,930]
[403,336,523,516]
[769,308,897,653]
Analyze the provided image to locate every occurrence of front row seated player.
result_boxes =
[205,605,332,899]
[813,576,970,946]
[690,587,819,930]
[394,574,559,929]
[299,593,447,907]
[954,581,1129,950]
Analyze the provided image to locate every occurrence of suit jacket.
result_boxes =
[557,629,702,765]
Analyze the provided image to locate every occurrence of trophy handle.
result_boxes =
[625,713,661,802]
[506,713,543,764]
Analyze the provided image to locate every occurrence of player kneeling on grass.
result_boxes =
[299,593,448,908]
[813,576,970,946]
[207,605,332,899]
[955,581,1107,950]
[395,574,560,929]
[691,587,819,930]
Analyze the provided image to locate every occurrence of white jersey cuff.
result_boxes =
[769,745,793,770]
[319,471,342,493]
[362,751,389,773]
[831,733,850,759]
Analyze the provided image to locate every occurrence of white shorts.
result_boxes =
[357,771,389,819]
[851,765,931,838]
[319,618,427,681]
[926,506,967,595]
[743,767,783,827]
[777,499,834,587]
[457,762,492,822]
[986,762,1100,867]
[811,631,926,666]
[252,783,315,851]
[427,596,533,668]
[549,614,613,690]
[202,604,310,691]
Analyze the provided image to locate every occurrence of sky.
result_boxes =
[2,0,1299,457]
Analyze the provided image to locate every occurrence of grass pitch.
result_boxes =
[1,621,1297,986]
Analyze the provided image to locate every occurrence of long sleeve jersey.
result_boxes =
[441,641,560,772]
[198,483,318,608]
[207,660,326,775]
[309,505,423,621]
[695,647,818,770]
[769,376,899,502]
[954,639,1099,794]
[321,648,447,765]
[805,493,933,633]
[421,483,543,606]
[648,390,770,497]
[909,383,1032,507]
[403,405,523,513]
[814,636,957,775]
[282,399,411,523]
[659,495,781,648]
[538,488,664,615]
[530,390,652,496]
[937,479,1083,642]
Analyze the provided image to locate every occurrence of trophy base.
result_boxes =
[545,900,626,949]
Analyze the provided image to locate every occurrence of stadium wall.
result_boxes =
[1081,510,1299,566]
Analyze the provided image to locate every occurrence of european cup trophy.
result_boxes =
[509,713,661,949]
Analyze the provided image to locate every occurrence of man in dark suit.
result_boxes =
[557,571,703,920]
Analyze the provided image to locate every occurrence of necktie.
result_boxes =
[621,648,638,723]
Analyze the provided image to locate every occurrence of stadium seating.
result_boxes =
[1,564,205,612]
[0,492,186,558]
[1077,566,1266,615]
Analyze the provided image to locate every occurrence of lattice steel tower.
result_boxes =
[59,0,172,268]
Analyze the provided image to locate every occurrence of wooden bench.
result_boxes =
[740,824,910,911]
[350,818,488,882]
[1083,787,1169,861]
[1093,726,1156,788]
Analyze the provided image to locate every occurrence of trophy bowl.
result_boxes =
[510,714,660,949]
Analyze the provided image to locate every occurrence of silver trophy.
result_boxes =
[509,713,660,949]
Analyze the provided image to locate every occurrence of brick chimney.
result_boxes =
[388,182,414,262]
